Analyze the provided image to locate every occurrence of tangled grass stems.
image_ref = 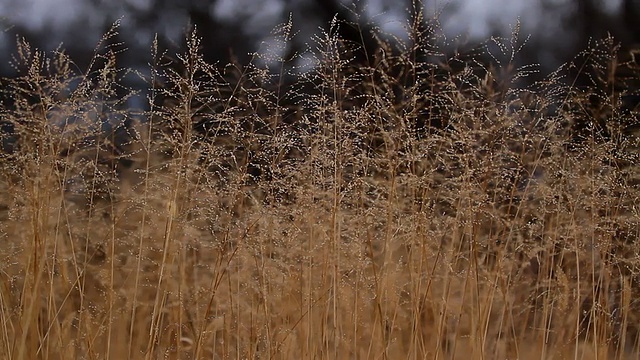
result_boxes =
[0,13,639,360]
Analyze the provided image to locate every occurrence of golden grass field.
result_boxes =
[0,17,639,359]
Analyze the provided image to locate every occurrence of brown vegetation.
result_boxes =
[0,16,639,360]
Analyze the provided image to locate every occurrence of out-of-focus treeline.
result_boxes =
[0,0,638,100]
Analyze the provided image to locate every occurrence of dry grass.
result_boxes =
[0,13,639,360]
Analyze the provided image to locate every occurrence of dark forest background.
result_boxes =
[1,0,639,75]
[0,0,639,116]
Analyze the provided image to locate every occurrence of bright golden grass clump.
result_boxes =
[0,15,639,360]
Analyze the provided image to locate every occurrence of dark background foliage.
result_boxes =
[0,0,638,144]
[1,0,638,78]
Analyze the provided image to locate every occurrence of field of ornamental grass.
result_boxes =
[0,15,639,359]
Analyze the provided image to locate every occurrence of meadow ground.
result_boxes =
[0,18,639,359]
